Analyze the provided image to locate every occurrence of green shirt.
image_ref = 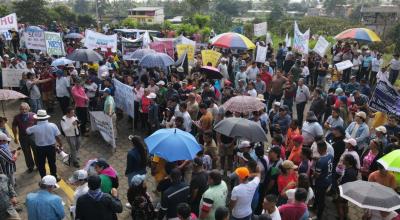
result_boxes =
[99,174,112,193]
[199,181,228,220]
[104,95,115,114]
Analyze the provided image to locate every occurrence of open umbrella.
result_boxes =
[200,66,223,79]
[51,57,74,67]
[214,117,267,142]
[144,128,201,162]
[210,32,256,50]
[64,33,84,39]
[334,28,381,42]
[0,89,27,115]
[339,180,400,212]
[26,26,43,32]
[139,52,174,68]
[222,96,265,113]
[125,48,155,61]
[66,49,103,62]
[378,149,400,172]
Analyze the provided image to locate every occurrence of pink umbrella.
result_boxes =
[0,89,27,115]
[222,95,265,113]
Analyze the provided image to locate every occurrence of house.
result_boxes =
[360,5,400,38]
[128,7,164,24]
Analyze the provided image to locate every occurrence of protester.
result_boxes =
[0,172,20,220]
[125,135,147,184]
[60,107,81,167]
[68,169,89,219]
[199,170,228,220]
[127,174,154,220]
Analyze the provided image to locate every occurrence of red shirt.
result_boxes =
[279,202,308,220]
[277,172,297,194]
[40,73,55,92]
[141,96,150,113]
[260,71,272,87]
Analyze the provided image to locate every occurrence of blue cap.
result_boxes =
[103,88,111,94]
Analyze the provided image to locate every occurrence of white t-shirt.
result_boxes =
[261,207,281,220]
[231,176,260,218]
[286,187,314,204]
[56,76,71,97]
[371,58,383,73]
[247,89,257,97]
[311,141,334,158]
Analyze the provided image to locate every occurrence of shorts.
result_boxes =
[42,91,53,102]
[219,143,235,156]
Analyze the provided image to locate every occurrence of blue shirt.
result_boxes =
[26,120,61,146]
[315,154,333,188]
[26,190,65,220]
[362,56,372,68]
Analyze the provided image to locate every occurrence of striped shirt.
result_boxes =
[0,144,16,176]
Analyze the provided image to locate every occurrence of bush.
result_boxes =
[121,18,138,28]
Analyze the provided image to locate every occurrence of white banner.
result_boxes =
[335,60,353,71]
[256,46,267,63]
[84,29,117,52]
[89,111,116,148]
[254,22,267,37]
[23,30,46,51]
[293,21,310,54]
[1,68,28,87]
[313,36,330,57]
[2,31,11,40]
[113,79,135,118]
[45,32,65,56]
[285,33,291,47]
[0,13,18,31]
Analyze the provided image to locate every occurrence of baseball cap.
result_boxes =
[68,169,88,184]
[41,175,59,188]
[103,88,111,94]
[355,111,367,120]
[273,102,281,107]
[130,174,146,187]
[0,132,11,142]
[344,138,357,147]
[193,157,203,167]
[282,160,298,170]
[235,167,250,180]
[238,140,251,149]
[375,126,387,134]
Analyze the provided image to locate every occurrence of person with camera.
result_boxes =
[60,107,81,168]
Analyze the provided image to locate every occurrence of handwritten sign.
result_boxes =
[201,50,221,67]
[0,13,18,31]
[293,21,309,54]
[335,60,353,71]
[113,79,135,118]
[45,32,65,56]
[176,44,195,62]
[89,111,116,148]
[254,22,267,37]
[313,36,330,57]
[23,30,46,51]
[256,46,268,63]
[1,68,28,87]
[84,29,117,52]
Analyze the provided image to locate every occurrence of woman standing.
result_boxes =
[125,135,148,184]
[277,160,298,205]
[127,174,154,220]
[336,154,358,220]
[360,139,383,181]
[71,79,89,136]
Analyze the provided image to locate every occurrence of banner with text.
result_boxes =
[150,41,175,58]
[176,44,195,62]
[201,50,222,67]
[23,30,46,51]
[254,22,267,37]
[369,81,400,116]
[293,21,310,54]
[89,111,116,148]
[121,37,142,59]
[1,68,28,87]
[313,36,330,57]
[0,13,18,31]
[45,32,65,56]
[335,60,353,71]
[256,46,267,63]
[113,79,135,118]
[84,30,117,52]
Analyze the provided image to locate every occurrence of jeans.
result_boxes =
[66,136,80,164]
[75,107,88,134]
[296,102,307,125]
[317,75,326,88]
[283,98,294,116]
[29,99,43,114]
[315,185,329,219]
[343,68,351,83]
[389,69,399,85]
[57,96,70,115]
[36,145,57,178]
[267,93,283,111]
[19,135,38,170]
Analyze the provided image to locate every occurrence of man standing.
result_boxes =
[278,188,309,220]
[199,170,228,220]
[12,102,37,172]
[190,158,208,216]
[295,78,310,125]
[246,61,260,82]
[26,110,62,180]
[177,102,193,133]
[26,175,65,220]
[55,69,71,115]
[147,93,159,134]
[103,88,117,138]
[60,107,81,168]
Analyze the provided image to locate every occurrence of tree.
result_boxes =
[52,5,77,25]
[324,0,347,16]
[214,0,240,17]
[389,22,400,54]
[121,18,138,28]
[185,0,209,14]
[13,0,49,24]
[0,5,9,17]
[73,0,90,15]
[77,14,96,28]
[269,0,284,23]
[192,14,210,29]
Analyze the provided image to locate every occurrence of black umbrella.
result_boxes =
[200,66,223,79]
[66,49,103,62]
[214,117,267,142]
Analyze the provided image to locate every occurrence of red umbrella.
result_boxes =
[222,96,265,113]
[200,66,223,79]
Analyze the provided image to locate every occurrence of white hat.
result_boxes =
[66,63,75,68]
[0,132,11,142]
[264,61,270,66]
[146,93,157,99]
[344,138,357,147]
[34,109,50,120]
[273,101,281,107]
[256,94,265,102]
[355,111,367,120]
[375,126,387,134]
[41,175,59,188]
[156,80,165,86]
[68,170,88,184]
[238,140,251,149]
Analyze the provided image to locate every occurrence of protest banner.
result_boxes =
[84,29,117,52]
[335,60,353,71]
[89,111,116,148]
[256,46,267,63]
[369,81,400,116]
[113,79,135,118]
[121,37,142,59]
[201,50,222,67]
[293,21,310,54]
[176,44,195,62]
[2,31,11,40]
[150,41,175,58]
[1,68,27,87]
[23,30,46,51]
[44,32,65,56]
[0,13,18,31]
[313,36,330,57]
[254,22,267,37]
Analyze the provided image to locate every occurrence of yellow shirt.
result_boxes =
[152,155,166,183]
[87,63,99,72]
[371,112,387,129]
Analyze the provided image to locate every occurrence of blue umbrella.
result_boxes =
[139,52,174,68]
[125,48,155,61]
[26,26,43,32]
[51,57,74,67]
[144,128,201,162]
[64,33,84,39]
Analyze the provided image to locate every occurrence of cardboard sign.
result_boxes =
[23,30,46,51]
[254,22,267,37]
[1,68,28,87]
[335,60,353,71]
[255,46,267,63]
[45,32,65,56]
[313,36,330,57]
[176,44,195,62]
[201,50,222,67]
[0,13,18,31]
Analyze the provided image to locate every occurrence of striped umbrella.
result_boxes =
[335,28,381,42]
[210,32,256,50]
[139,52,174,68]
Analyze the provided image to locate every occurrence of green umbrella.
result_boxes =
[378,150,400,172]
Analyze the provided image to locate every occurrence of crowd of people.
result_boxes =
[0,25,400,220]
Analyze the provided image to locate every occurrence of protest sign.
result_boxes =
[256,46,267,63]
[23,30,46,51]
[84,29,117,52]
[176,44,195,62]
[89,111,116,148]
[313,36,330,57]
[335,60,353,71]
[293,21,310,54]
[44,32,65,56]
[201,50,222,67]
[254,22,267,37]
[121,37,142,59]
[369,81,400,116]
[150,41,175,58]
[1,68,27,87]
[2,31,11,40]
[0,13,18,31]
[113,79,135,118]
